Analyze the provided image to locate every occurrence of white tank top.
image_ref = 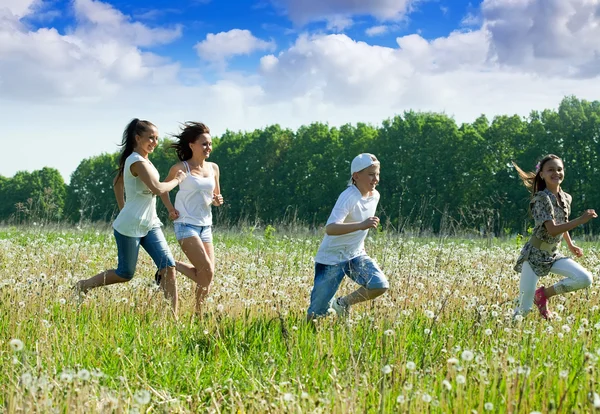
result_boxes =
[113,152,162,237]
[174,161,215,226]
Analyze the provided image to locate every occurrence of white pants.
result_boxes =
[516,259,593,317]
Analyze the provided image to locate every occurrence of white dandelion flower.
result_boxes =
[382,365,392,375]
[384,329,394,336]
[447,357,459,365]
[422,393,432,403]
[134,390,151,405]
[216,304,224,312]
[456,374,466,384]
[424,310,435,319]
[300,392,309,400]
[283,393,294,402]
[559,370,569,379]
[590,392,600,408]
[484,402,494,411]
[397,395,406,404]
[461,350,474,362]
[59,372,73,383]
[442,380,452,391]
[9,339,24,352]
[484,328,493,336]
[77,369,91,381]
[562,325,571,333]
[406,361,416,371]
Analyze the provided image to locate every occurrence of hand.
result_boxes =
[361,216,380,230]
[569,244,583,257]
[168,209,180,220]
[212,193,224,206]
[175,170,187,184]
[579,209,598,224]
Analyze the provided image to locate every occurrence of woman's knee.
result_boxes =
[581,271,593,288]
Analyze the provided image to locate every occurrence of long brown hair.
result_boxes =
[116,118,155,179]
[512,154,563,196]
[170,122,211,161]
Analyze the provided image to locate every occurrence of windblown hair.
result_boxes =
[170,122,211,161]
[116,119,155,179]
[512,154,563,196]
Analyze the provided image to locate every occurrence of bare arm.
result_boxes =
[130,161,185,196]
[544,209,597,237]
[211,163,224,206]
[113,175,125,210]
[159,164,183,219]
[325,217,379,236]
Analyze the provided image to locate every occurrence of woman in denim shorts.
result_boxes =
[307,153,389,320]
[75,119,186,313]
[161,122,224,315]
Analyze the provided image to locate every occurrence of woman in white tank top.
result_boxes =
[75,119,186,314]
[161,122,224,315]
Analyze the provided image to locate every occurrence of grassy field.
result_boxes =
[1,226,600,413]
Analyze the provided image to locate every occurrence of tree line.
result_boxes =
[2,96,600,236]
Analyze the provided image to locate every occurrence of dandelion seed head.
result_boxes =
[9,339,24,352]
[406,361,416,371]
[134,390,151,405]
[382,365,392,375]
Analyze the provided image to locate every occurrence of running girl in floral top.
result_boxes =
[513,154,596,319]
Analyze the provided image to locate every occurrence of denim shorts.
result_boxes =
[307,255,389,317]
[114,227,176,280]
[174,222,213,242]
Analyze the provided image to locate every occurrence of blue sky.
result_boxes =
[2,0,599,181]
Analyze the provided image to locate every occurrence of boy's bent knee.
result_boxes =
[369,287,388,298]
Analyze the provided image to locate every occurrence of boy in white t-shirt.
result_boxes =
[307,153,389,320]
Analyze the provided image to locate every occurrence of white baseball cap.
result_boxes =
[351,153,378,174]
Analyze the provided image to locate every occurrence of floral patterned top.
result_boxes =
[514,188,571,276]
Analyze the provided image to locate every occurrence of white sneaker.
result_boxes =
[331,298,349,318]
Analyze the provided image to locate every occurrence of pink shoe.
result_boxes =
[533,286,552,320]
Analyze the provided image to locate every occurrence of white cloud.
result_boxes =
[275,0,416,25]
[482,0,600,77]
[365,25,389,36]
[195,29,275,65]
[326,15,353,31]
[0,0,42,18]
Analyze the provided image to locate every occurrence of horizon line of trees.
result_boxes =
[2,96,600,236]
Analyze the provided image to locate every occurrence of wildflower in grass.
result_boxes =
[134,390,151,405]
[484,328,493,336]
[559,370,569,379]
[18,301,25,308]
[59,371,73,383]
[21,372,33,387]
[384,329,394,336]
[514,314,524,322]
[589,392,600,408]
[77,369,91,381]
[484,402,494,411]
[562,325,571,333]
[442,380,452,391]
[425,310,435,318]
[301,392,309,399]
[382,365,392,375]
[461,350,474,362]
[424,328,431,334]
[491,310,499,318]
[558,333,564,339]
[406,361,416,371]
[9,339,24,352]
[422,393,432,403]
[447,357,459,365]
[456,374,466,384]
[556,304,565,312]
[59,298,66,305]
[403,383,413,390]
[216,304,224,312]
[595,322,600,330]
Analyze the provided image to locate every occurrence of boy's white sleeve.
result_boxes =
[326,190,359,225]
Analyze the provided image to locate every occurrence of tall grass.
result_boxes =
[1,226,600,412]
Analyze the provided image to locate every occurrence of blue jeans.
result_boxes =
[174,222,213,242]
[307,255,389,317]
[114,227,176,280]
